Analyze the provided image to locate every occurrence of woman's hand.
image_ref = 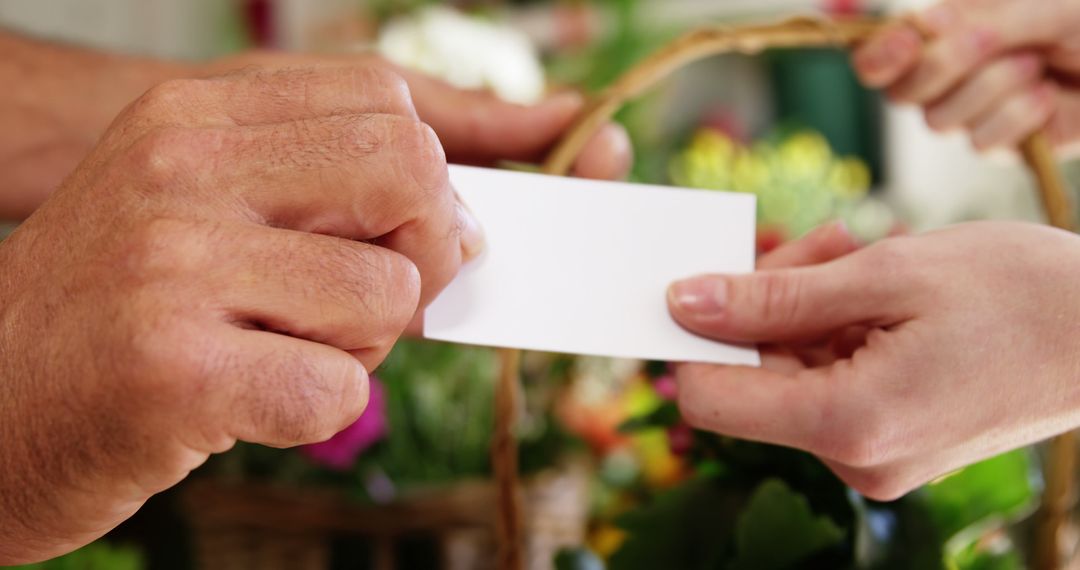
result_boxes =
[852,0,1080,152]
[667,221,1080,500]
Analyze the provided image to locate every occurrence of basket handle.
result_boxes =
[540,16,1075,230]
[493,17,1076,570]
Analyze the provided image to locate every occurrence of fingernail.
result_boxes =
[830,220,862,253]
[827,219,850,237]
[669,277,727,317]
[1017,54,1041,77]
[541,90,585,111]
[828,219,852,240]
[457,202,486,260]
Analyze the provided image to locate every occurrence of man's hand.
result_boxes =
[0,31,631,221]
[212,51,632,180]
[852,0,1080,152]
[0,65,477,563]
[666,221,1080,500]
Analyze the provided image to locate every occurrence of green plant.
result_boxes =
[606,399,1039,570]
[10,541,143,570]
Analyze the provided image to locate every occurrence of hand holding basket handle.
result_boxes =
[492,8,1080,570]
[544,15,1073,229]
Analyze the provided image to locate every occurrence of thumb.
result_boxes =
[667,252,907,343]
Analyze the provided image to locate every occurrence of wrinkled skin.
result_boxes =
[0,32,631,562]
[0,40,632,220]
[0,58,630,562]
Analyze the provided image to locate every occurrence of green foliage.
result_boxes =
[729,479,845,570]
[364,339,499,484]
[11,542,143,570]
[610,476,740,570]
[951,542,1023,570]
[607,414,1038,570]
[856,450,1037,570]
[920,450,1037,541]
[368,0,442,20]
[617,401,679,433]
[609,475,846,570]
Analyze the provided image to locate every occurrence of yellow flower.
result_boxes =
[670,130,737,191]
[777,131,832,181]
[589,524,628,559]
[732,150,770,195]
[828,157,871,199]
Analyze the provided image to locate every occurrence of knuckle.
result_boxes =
[360,66,417,117]
[124,126,204,188]
[374,252,422,333]
[259,352,327,443]
[335,245,420,340]
[753,272,803,328]
[118,218,210,278]
[255,351,365,445]
[326,114,382,161]
[392,119,450,197]
[335,367,370,431]
[132,79,205,119]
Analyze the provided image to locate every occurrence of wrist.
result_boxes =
[0,32,196,221]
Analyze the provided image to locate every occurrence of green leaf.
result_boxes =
[919,450,1038,541]
[950,537,1024,570]
[728,479,845,570]
[11,541,144,570]
[610,476,741,570]
[617,402,680,433]
[850,494,945,570]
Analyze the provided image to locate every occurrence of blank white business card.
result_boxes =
[424,165,760,366]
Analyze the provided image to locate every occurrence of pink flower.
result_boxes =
[653,374,678,401]
[301,376,388,470]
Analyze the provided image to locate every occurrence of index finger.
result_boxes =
[757,221,860,271]
[853,23,924,88]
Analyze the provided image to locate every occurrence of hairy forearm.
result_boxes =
[0,30,195,221]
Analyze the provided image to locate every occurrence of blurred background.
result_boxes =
[2,1,1073,569]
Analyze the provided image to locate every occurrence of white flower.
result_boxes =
[376,6,546,105]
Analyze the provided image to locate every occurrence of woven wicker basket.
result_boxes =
[181,462,589,570]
